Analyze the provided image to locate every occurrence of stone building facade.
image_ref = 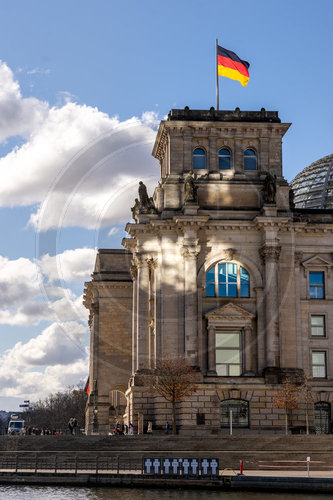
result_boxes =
[84,107,333,435]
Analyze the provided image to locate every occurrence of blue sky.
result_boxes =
[0,0,332,411]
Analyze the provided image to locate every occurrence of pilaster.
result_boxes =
[260,244,281,368]
[207,324,217,375]
[135,255,150,371]
[182,244,200,366]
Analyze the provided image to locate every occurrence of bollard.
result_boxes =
[96,455,99,475]
[75,455,78,475]
[239,460,244,475]
[15,455,18,473]
[117,455,120,474]
[35,454,38,474]
[307,456,310,477]
[54,455,57,474]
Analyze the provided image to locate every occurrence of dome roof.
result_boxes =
[291,153,333,209]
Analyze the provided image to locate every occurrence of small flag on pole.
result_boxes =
[217,45,250,87]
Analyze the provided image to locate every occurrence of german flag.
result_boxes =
[217,45,250,87]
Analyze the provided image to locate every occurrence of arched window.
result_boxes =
[244,149,257,171]
[193,147,206,169]
[218,148,231,170]
[206,262,250,297]
[221,399,249,428]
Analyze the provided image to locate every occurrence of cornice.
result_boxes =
[152,124,168,162]
[85,281,132,289]
[126,215,333,238]
[205,221,255,232]
[255,217,290,230]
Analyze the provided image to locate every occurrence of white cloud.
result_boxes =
[26,68,51,76]
[0,59,160,231]
[0,256,41,308]
[0,250,92,398]
[0,321,89,399]
[0,60,48,142]
[0,249,94,326]
[40,248,97,283]
[4,321,86,367]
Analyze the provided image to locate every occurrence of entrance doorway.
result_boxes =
[314,402,331,434]
[221,399,249,428]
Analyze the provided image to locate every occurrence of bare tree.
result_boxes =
[297,374,316,435]
[28,386,87,432]
[272,378,299,435]
[145,358,199,435]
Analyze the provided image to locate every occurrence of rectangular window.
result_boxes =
[312,351,327,378]
[311,315,325,337]
[309,272,325,299]
[216,331,242,376]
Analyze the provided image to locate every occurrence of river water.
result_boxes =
[0,487,329,500]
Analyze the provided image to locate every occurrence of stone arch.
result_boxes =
[109,386,128,429]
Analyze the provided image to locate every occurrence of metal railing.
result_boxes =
[0,454,143,474]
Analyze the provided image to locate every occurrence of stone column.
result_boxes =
[207,324,217,375]
[244,325,255,374]
[91,302,99,382]
[260,245,281,367]
[136,256,150,371]
[182,245,200,366]
[254,286,265,373]
[130,261,138,374]
[294,252,303,368]
[147,257,158,369]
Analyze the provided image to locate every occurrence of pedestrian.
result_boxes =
[147,421,152,434]
[72,418,78,435]
[165,421,170,435]
[68,418,74,435]
[129,422,134,435]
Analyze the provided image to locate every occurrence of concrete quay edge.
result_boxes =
[1,472,333,492]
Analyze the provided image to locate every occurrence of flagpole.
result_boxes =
[216,38,219,110]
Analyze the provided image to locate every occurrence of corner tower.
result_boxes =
[122,107,300,434]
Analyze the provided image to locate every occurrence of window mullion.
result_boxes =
[237,265,240,297]
[215,265,218,297]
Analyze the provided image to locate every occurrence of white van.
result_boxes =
[7,414,25,435]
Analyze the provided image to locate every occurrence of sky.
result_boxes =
[0,0,332,412]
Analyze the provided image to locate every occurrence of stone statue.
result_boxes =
[131,182,157,218]
[184,170,198,204]
[289,187,295,209]
[263,172,276,204]
[138,181,150,209]
[131,198,140,218]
